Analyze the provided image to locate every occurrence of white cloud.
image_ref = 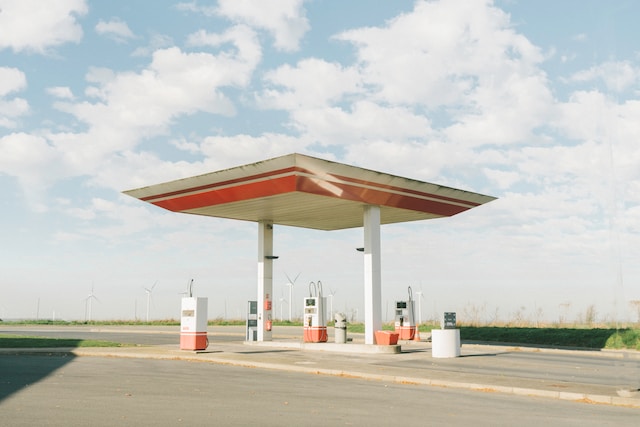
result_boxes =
[95,18,135,43]
[332,0,551,151]
[343,139,453,182]
[0,98,29,128]
[0,67,29,127]
[198,133,307,168]
[482,168,521,190]
[131,33,174,57]
[186,24,262,77]
[55,43,259,154]
[0,0,87,53]
[0,133,58,175]
[292,101,433,146]
[0,66,26,95]
[336,0,544,108]
[258,59,362,109]
[215,0,309,52]
[3,25,264,199]
[47,86,75,99]
[177,0,309,52]
[248,0,554,165]
[0,132,64,209]
[567,60,640,93]
[175,1,216,16]
[443,72,554,147]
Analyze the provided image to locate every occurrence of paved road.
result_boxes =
[1,354,639,426]
[3,325,639,394]
[1,324,639,425]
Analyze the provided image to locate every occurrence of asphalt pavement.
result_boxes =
[1,325,639,408]
[5,353,639,426]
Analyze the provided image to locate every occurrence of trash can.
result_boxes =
[334,313,347,344]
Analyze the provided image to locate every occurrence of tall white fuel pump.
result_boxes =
[303,281,328,343]
[180,281,208,350]
[394,286,417,340]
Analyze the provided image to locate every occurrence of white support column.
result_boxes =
[363,205,382,344]
[257,221,274,341]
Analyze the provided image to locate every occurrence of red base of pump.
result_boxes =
[180,332,208,350]
[395,326,416,340]
[303,326,328,343]
[375,330,399,345]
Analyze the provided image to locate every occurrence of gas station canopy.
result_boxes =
[124,153,496,346]
[123,153,495,229]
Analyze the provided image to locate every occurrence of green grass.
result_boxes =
[0,334,125,348]
[604,329,640,350]
[458,326,640,350]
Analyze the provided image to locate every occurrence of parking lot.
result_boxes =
[1,325,639,426]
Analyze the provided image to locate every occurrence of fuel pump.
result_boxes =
[394,286,417,340]
[303,281,328,343]
[180,289,209,351]
[246,300,258,341]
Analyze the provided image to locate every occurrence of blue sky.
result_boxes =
[1,0,639,324]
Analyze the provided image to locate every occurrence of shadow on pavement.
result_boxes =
[238,349,296,355]
[459,353,499,358]
[0,352,77,402]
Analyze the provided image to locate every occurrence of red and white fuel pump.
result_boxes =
[394,286,417,340]
[180,293,208,351]
[303,281,328,343]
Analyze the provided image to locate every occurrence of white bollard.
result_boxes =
[431,329,460,358]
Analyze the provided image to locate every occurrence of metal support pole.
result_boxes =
[363,205,382,344]
[258,221,274,341]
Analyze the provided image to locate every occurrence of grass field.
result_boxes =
[456,326,640,350]
[0,334,124,348]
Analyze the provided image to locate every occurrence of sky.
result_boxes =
[1,0,639,324]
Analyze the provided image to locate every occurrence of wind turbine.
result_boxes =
[284,272,300,322]
[279,292,288,322]
[143,281,157,322]
[84,286,99,322]
[415,287,424,324]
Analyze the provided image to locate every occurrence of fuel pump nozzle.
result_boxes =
[308,281,316,297]
[408,285,416,329]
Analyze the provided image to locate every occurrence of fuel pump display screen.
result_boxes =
[396,301,407,309]
[306,298,316,306]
